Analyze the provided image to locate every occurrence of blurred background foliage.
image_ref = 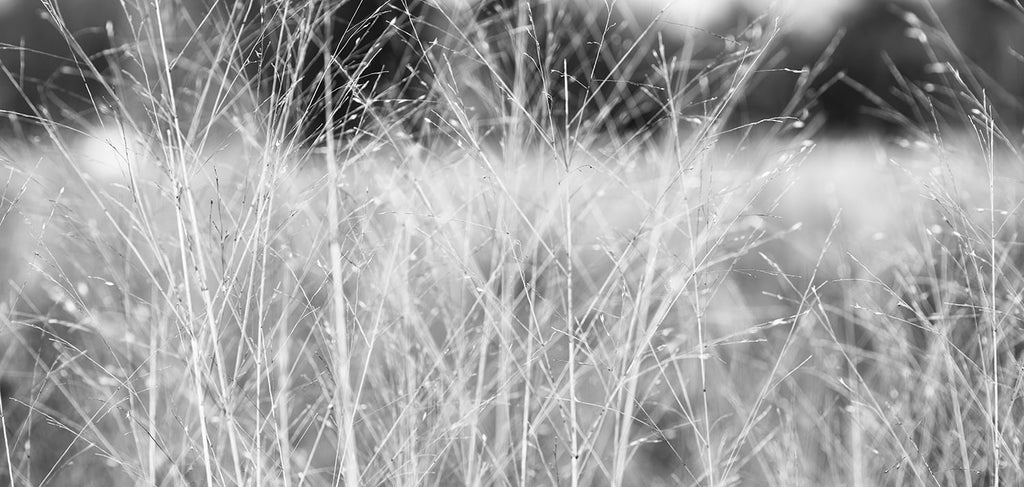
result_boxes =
[0,0,1021,140]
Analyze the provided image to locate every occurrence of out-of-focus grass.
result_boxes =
[1,1,1023,486]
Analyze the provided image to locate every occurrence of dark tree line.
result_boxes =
[740,0,1024,136]
[0,0,116,133]
[0,0,444,142]
[0,0,1022,141]
[279,0,441,143]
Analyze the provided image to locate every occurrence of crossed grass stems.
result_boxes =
[0,0,1022,485]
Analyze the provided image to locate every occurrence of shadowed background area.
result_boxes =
[0,0,1022,139]
[0,0,118,132]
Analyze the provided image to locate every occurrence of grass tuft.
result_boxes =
[1,0,1023,485]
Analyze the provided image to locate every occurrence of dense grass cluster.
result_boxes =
[1,0,1023,485]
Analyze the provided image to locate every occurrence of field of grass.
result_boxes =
[1,0,1023,485]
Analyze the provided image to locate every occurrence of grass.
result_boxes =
[1,0,1023,485]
